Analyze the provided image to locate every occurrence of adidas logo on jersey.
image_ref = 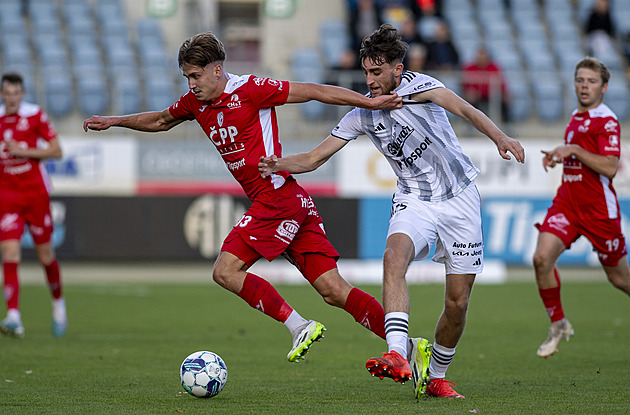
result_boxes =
[375,123,385,132]
[472,258,481,267]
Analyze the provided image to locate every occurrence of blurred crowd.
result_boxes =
[328,0,630,125]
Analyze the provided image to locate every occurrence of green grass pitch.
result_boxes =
[1,277,629,414]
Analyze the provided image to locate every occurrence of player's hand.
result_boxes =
[497,136,525,163]
[6,140,27,158]
[369,92,402,111]
[541,146,573,172]
[258,155,278,178]
[83,115,113,132]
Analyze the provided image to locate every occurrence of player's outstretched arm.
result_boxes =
[541,145,618,178]
[417,87,525,164]
[259,135,348,177]
[286,82,402,110]
[83,108,184,133]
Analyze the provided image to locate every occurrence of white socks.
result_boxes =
[283,310,308,340]
[385,312,409,358]
[429,342,456,380]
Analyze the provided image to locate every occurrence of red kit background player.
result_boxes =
[84,32,403,362]
[533,57,630,358]
[0,72,67,338]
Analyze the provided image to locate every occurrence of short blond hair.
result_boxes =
[575,57,610,84]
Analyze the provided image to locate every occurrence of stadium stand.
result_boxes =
[291,48,327,120]
[0,0,627,132]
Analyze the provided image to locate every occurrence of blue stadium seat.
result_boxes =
[291,48,326,119]
[319,19,350,68]
[532,76,565,122]
[137,18,163,41]
[112,76,142,115]
[605,74,630,121]
[77,76,109,116]
[505,75,531,122]
[144,74,175,112]
[44,74,74,118]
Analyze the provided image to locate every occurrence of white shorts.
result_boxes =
[387,183,483,275]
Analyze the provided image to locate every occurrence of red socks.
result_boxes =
[45,259,62,299]
[343,287,386,339]
[237,275,386,337]
[238,273,293,323]
[538,268,564,322]
[3,262,19,310]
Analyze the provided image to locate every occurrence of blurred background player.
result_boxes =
[0,72,66,338]
[258,24,524,399]
[84,32,402,362]
[533,57,630,358]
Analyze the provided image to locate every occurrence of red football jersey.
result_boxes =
[553,103,621,220]
[169,73,292,200]
[0,102,57,196]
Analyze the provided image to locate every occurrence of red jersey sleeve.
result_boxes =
[596,117,621,157]
[168,91,197,120]
[36,110,57,142]
[246,77,290,109]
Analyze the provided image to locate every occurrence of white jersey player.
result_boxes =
[258,24,524,399]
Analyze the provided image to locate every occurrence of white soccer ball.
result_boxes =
[180,351,228,398]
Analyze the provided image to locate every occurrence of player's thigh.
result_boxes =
[444,273,476,307]
[434,185,483,275]
[388,192,437,262]
[0,196,26,243]
[536,203,581,252]
[602,255,630,291]
[583,218,628,267]
[284,217,340,285]
[533,231,567,267]
[0,239,21,263]
[24,194,54,245]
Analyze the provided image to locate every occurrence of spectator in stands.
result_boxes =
[425,20,459,71]
[415,1,442,42]
[461,46,510,123]
[348,0,384,51]
[378,0,421,32]
[0,72,67,339]
[405,43,427,72]
[585,0,616,57]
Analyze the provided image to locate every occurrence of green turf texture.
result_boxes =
[1,279,629,414]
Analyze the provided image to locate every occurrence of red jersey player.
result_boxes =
[533,57,630,358]
[0,72,66,338]
[84,32,402,362]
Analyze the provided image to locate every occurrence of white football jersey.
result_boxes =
[332,71,479,201]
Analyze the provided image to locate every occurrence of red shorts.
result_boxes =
[221,179,339,284]
[0,192,53,244]
[537,200,627,266]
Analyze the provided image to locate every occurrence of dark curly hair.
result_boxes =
[359,24,409,66]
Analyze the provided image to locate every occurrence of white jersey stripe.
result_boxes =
[259,107,285,189]
[600,175,618,219]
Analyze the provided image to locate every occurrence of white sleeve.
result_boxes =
[331,108,364,141]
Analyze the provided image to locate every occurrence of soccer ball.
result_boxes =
[180,351,228,398]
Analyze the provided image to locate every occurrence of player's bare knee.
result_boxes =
[315,279,347,307]
[532,250,551,272]
[211,265,231,288]
[445,296,469,320]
